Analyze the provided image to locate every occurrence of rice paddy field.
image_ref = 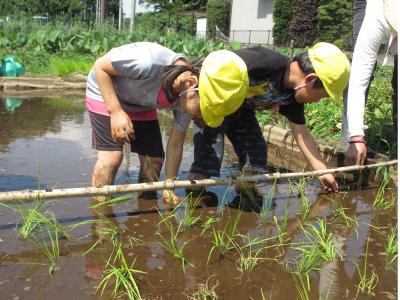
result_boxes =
[0,96,397,299]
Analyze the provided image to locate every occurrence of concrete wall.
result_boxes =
[230,0,274,45]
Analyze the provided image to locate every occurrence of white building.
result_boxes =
[230,0,274,45]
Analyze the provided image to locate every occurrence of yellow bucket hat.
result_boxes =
[199,50,249,128]
[308,42,350,102]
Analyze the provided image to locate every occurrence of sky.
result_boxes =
[122,0,153,17]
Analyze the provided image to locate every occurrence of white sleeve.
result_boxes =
[346,0,391,137]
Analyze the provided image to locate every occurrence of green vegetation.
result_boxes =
[206,0,231,38]
[156,211,193,270]
[208,212,241,263]
[354,238,379,297]
[272,0,293,46]
[191,276,219,300]
[97,244,146,300]
[382,227,398,265]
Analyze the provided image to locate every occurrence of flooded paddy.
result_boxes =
[0,96,397,299]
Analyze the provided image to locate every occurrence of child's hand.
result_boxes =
[162,189,180,205]
[318,174,339,192]
[110,110,134,144]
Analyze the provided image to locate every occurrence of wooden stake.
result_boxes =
[0,160,397,202]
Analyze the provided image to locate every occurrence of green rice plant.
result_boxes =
[273,204,289,244]
[259,181,277,223]
[91,193,137,208]
[97,244,146,300]
[156,212,193,270]
[329,201,359,235]
[179,195,202,228]
[201,216,221,236]
[190,276,219,300]
[82,216,120,255]
[207,212,241,263]
[380,227,398,265]
[293,219,340,288]
[373,166,394,208]
[292,273,311,300]
[235,242,265,274]
[25,215,65,275]
[354,237,378,297]
[298,189,311,220]
[1,200,71,241]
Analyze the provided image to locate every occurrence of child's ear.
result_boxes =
[188,75,198,87]
[304,73,318,84]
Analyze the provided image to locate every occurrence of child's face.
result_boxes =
[294,86,328,103]
[179,89,202,119]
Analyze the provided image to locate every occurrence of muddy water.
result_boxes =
[0,96,397,299]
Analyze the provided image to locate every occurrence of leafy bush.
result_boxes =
[206,0,231,39]
[273,0,292,46]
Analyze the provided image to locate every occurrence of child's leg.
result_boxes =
[131,119,165,199]
[187,120,228,196]
[88,111,124,201]
[226,105,267,174]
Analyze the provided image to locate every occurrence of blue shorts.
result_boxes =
[189,104,267,177]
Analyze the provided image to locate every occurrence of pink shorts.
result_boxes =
[85,97,157,121]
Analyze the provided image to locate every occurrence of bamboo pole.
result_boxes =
[0,160,397,202]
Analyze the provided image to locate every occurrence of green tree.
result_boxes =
[317,0,352,49]
[273,0,292,46]
[289,0,317,47]
[139,0,207,12]
[206,0,231,38]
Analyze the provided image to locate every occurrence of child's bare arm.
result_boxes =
[289,122,339,192]
[163,125,187,204]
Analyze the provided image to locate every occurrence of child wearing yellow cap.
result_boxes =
[161,43,350,202]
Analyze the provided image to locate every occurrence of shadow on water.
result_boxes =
[0,96,397,299]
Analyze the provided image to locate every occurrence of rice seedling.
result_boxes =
[259,180,277,223]
[287,178,297,195]
[1,200,71,241]
[27,223,61,275]
[273,204,289,244]
[82,216,121,255]
[91,193,137,208]
[179,195,202,228]
[373,166,394,209]
[292,219,340,288]
[329,202,359,238]
[190,276,219,300]
[298,189,311,220]
[1,199,72,275]
[380,227,397,265]
[207,211,241,263]
[354,237,378,297]
[156,211,193,270]
[201,216,221,236]
[97,243,146,300]
[235,243,264,274]
[292,273,311,300]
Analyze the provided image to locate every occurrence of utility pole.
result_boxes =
[99,0,105,26]
[118,0,122,31]
[130,0,136,34]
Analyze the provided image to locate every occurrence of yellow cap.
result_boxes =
[308,42,350,102]
[199,50,249,128]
